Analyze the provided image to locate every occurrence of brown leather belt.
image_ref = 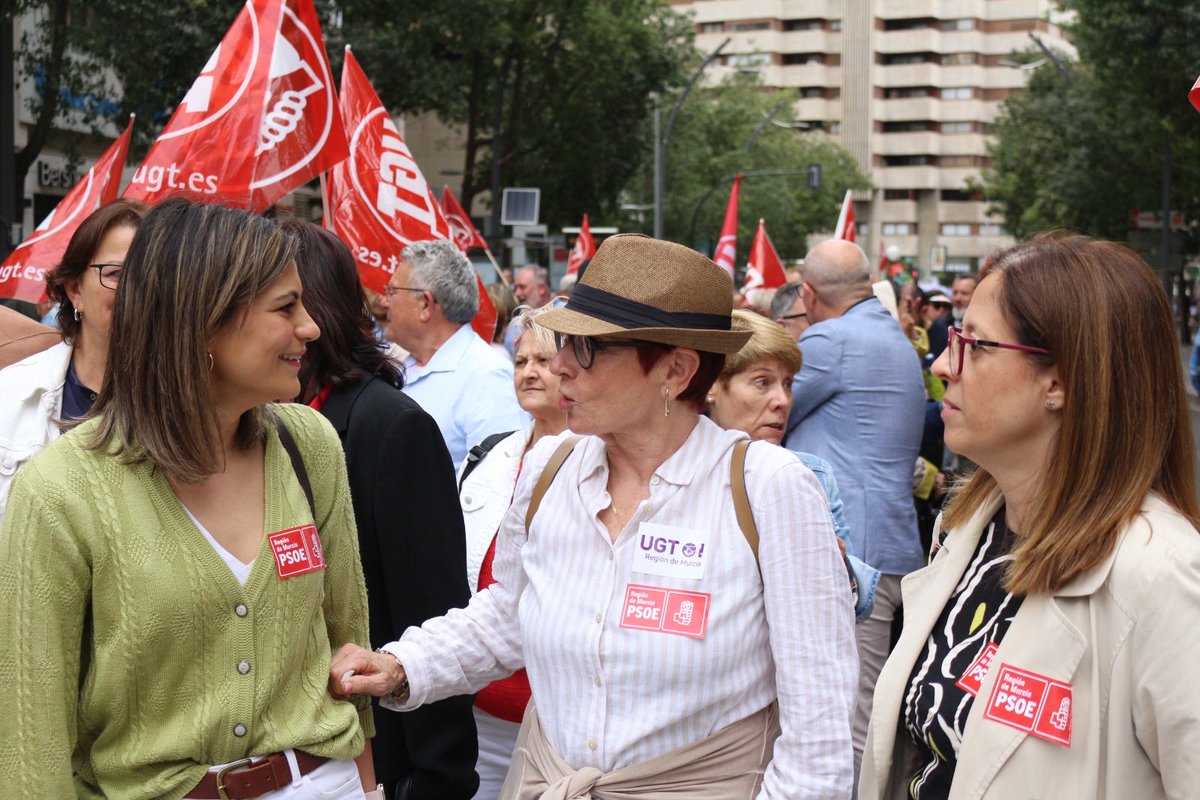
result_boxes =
[185,750,330,799]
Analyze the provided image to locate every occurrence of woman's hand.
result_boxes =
[328,643,407,699]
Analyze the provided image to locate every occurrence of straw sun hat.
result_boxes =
[539,234,751,354]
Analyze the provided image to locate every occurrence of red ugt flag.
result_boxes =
[743,219,787,291]
[713,175,741,278]
[325,47,449,297]
[124,0,347,212]
[835,189,856,242]
[1191,74,1200,112]
[0,116,134,303]
[440,186,488,251]
[566,214,595,276]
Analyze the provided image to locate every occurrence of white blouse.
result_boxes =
[384,416,857,799]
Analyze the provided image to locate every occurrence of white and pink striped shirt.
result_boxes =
[384,416,856,799]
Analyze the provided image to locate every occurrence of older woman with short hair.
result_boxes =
[861,235,1200,799]
[707,310,879,623]
[332,234,856,799]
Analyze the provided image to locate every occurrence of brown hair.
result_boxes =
[46,198,148,340]
[718,309,802,382]
[941,234,1200,594]
[634,344,725,412]
[281,219,403,401]
[89,198,297,483]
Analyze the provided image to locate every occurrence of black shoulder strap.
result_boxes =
[459,430,517,491]
[275,414,317,522]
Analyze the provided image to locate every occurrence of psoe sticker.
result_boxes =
[632,522,711,580]
[619,583,710,639]
[268,524,326,580]
[983,663,1072,747]
[956,641,999,697]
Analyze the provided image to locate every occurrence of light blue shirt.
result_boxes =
[786,297,926,576]
[401,324,527,471]
[797,451,880,622]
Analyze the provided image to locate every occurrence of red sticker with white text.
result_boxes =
[983,663,1072,746]
[956,642,998,697]
[269,524,326,579]
[619,583,710,639]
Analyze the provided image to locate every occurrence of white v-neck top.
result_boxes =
[182,505,255,586]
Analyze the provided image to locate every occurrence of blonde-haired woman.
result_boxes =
[0,199,378,799]
[458,304,568,798]
[860,235,1200,799]
[708,310,879,622]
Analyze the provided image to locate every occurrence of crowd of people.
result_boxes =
[0,197,1198,800]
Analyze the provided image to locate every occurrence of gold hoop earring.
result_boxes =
[207,352,214,372]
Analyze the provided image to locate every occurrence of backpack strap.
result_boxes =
[730,439,759,565]
[525,435,583,532]
[274,415,317,522]
[459,430,517,491]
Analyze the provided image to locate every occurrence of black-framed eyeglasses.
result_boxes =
[946,325,1051,378]
[554,332,654,370]
[384,284,426,298]
[777,312,807,321]
[89,262,123,290]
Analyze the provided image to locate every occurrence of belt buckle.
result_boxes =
[215,757,255,800]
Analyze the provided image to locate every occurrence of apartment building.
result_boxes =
[675,0,1073,275]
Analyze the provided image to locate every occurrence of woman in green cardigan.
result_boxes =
[0,198,379,800]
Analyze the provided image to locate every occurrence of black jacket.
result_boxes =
[321,377,478,800]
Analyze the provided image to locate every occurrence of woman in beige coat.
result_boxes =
[859,234,1200,800]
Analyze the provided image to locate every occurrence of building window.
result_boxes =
[940,155,980,167]
[728,53,772,67]
[979,224,1006,237]
[940,87,973,100]
[942,52,978,66]
[830,20,842,31]
[940,121,973,134]
[700,22,724,33]
[882,120,932,133]
[941,223,972,236]
[731,21,771,32]
[783,52,825,65]
[941,189,977,202]
[883,17,936,31]
[884,189,917,201]
[882,222,914,236]
[783,18,824,31]
[884,155,932,167]
[829,121,842,133]
[886,86,935,99]
[943,18,975,31]
[881,52,937,66]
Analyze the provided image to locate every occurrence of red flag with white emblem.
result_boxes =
[712,175,741,278]
[743,219,787,291]
[0,116,134,303]
[1191,74,1200,112]
[566,214,595,276]
[326,47,449,296]
[123,0,347,212]
[440,186,488,251]
[835,189,856,242]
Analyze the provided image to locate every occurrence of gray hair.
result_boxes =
[510,304,557,355]
[402,239,479,324]
[518,264,550,288]
[770,282,803,320]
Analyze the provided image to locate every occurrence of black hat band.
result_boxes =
[567,283,731,332]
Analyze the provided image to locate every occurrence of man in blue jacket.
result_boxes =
[785,238,926,778]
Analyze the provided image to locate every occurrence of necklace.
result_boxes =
[608,500,624,528]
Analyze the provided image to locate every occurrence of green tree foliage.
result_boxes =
[982,1,1200,242]
[334,0,695,229]
[623,73,870,258]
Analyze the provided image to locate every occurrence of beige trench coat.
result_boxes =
[859,492,1200,800]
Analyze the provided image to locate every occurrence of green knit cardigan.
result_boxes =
[0,403,375,799]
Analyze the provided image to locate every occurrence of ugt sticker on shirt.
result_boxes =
[269,524,326,579]
[983,663,1072,746]
[619,583,710,639]
[633,522,711,580]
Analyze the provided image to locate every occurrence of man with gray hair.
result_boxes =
[770,281,809,341]
[784,238,925,779]
[383,239,525,469]
[513,264,553,308]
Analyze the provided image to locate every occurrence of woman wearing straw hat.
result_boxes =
[330,234,857,799]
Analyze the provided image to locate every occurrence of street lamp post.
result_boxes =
[653,37,731,240]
